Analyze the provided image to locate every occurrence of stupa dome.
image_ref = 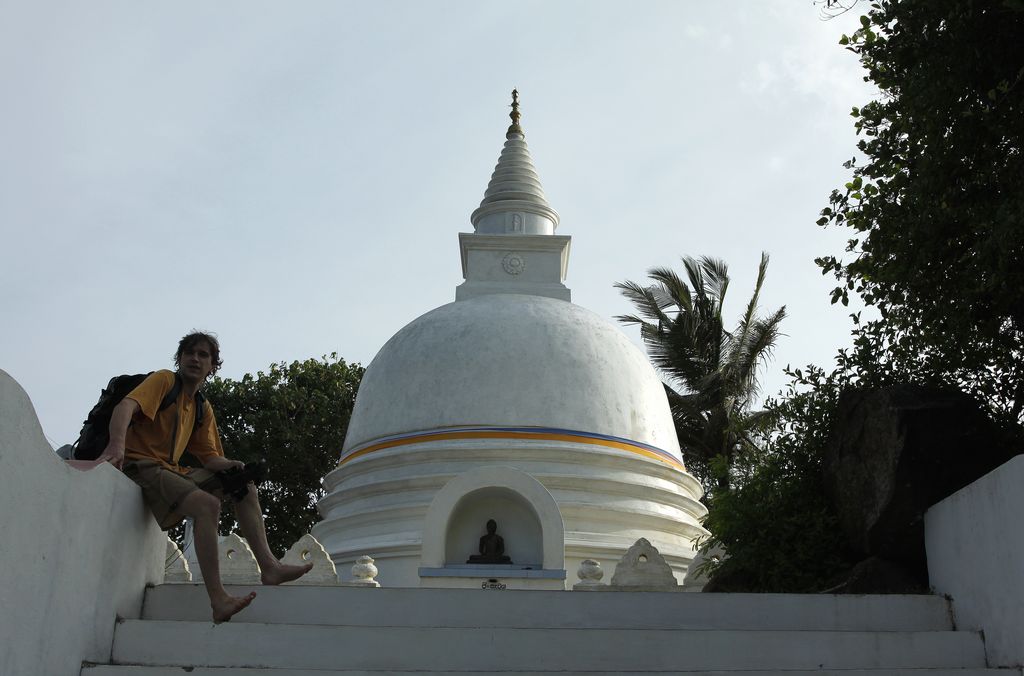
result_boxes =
[341,293,682,468]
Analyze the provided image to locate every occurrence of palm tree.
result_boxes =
[615,253,786,493]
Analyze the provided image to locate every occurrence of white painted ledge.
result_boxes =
[0,369,165,676]
[926,454,1024,668]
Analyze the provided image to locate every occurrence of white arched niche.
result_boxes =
[420,465,565,572]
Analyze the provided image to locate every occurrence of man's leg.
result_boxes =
[177,488,256,623]
[233,484,313,585]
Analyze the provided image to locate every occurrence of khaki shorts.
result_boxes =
[122,459,227,530]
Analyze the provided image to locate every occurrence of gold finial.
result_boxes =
[506,88,523,137]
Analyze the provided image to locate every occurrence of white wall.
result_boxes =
[925,454,1024,668]
[0,369,165,676]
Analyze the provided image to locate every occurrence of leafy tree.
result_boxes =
[616,254,786,491]
[200,354,364,556]
[700,365,855,592]
[702,0,1024,592]
[818,0,1024,423]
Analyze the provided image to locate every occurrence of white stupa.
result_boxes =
[313,91,707,588]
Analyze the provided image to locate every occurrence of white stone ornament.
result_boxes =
[218,532,261,584]
[282,534,339,585]
[164,537,192,583]
[573,559,606,590]
[341,555,380,587]
[610,538,678,589]
[682,543,727,592]
[502,251,526,275]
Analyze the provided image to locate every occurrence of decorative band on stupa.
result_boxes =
[337,425,685,471]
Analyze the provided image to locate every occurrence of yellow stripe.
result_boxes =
[338,431,685,470]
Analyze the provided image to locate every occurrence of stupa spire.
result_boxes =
[470,90,560,235]
[507,88,523,137]
[457,91,571,302]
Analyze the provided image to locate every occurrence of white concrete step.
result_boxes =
[142,584,955,631]
[84,669,1024,676]
[110,621,987,672]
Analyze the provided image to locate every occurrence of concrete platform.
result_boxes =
[78,586,1011,676]
[111,621,986,672]
[142,584,955,631]
[84,669,1024,676]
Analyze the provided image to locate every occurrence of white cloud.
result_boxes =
[684,24,707,39]
[741,60,780,93]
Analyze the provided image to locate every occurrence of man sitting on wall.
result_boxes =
[97,331,312,623]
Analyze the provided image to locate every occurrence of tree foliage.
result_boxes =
[616,254,786,491]
[818,0,1024,423]
[701,365,855,592]
[703,0,1024,591]
[201,354,364,556]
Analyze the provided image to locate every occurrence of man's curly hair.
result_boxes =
[174,331,223,378]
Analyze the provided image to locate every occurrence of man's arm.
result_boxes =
[190,405,241,473]
[97,398,140,469]
[201,455,244,472]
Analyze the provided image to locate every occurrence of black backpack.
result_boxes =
[72,372,204,461]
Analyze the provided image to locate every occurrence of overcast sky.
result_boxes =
[1,2,874,448]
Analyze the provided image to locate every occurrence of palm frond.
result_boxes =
[648,266,693,312]
[745,252,770,321]
[614,313,647,327]
[681,256,705,300]
[699,256,731,304]
[727,252,770,375]
[735,408,778,436]
[732,305,787,397]
[614,280,671,325]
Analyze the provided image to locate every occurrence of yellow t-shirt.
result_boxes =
[123,369,224,473]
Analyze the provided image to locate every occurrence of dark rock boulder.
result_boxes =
[822,556,930,595]
[823,385,1019,588]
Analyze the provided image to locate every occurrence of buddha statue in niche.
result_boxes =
[467,518,512,564]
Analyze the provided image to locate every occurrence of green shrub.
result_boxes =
[701,366,854,592]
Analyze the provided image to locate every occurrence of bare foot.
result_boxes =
[211,591,256,624]
[261,561,314,586]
